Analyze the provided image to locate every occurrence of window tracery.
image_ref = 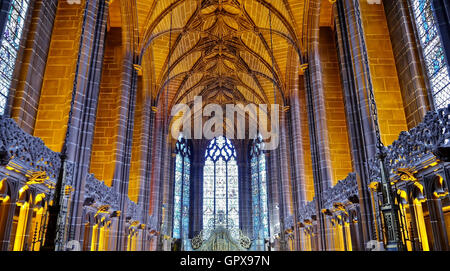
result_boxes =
[250,136,269,239]
[0,0,31,115]
[203,136,239,234]
[411,0,450,109]
[173,134,191,239]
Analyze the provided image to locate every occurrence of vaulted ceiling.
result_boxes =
[109,0,334,110]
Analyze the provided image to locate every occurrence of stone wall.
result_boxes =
[360,1,409,145]
[383,0,430,129]
[11,0,58,134]
[33,1,86,153]
[320,26,353,185]
[90,27,123,186]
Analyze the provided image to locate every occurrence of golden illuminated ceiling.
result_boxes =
[109,0,334,109]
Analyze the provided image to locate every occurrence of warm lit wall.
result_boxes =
[11,0,58,134]
[360,1,408,145]
[299,77,315,202]
[320,27,353,185]
[89,27,123,186]
[383,0,430,129]
[33,1,86,152]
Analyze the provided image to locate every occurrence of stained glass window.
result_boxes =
[203,136,239,234]
[0,0,31,115]
[411,0,450,109]
[173,134,191,239]
[250,136,269,240]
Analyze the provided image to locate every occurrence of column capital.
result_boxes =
[299,63,308,75]
[133,64,143,76]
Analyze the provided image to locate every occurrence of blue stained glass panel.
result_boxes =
[203,136,239,232]
[0,0,30,115]
[411,0,450,109]
[250,138,269,240]
[173,135,191,240]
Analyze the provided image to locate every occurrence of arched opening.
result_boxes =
[10,185,32,251]
[82,212,95,251]
[411,183,430,251]
[0,178,12,249]
[172,134,191,242]
[203,136,239,237]
[249,136,269,250]
[127,225,138,251]
[26,193,48,251]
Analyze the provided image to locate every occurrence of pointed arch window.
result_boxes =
[173,135,191,239]
[250,136,269,240]
[0,0,31,115]
[410,0,450,109]
[203,136,239,233]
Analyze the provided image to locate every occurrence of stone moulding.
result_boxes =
[0,116,61,181]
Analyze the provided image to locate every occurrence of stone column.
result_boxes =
[304,0,333,250]
[287,74,309,250]
[157,128,172,249]
[110,1,140,251]
[333,0,379,246]
[52,0,109,251]
[267,146,283,250]
[424,174,449,251]
[236,140,252,238]
[148,105,164,250]
[190,139,207,237]
[278,108,296,251]
[288,64,307,208]
[137,102,156,250]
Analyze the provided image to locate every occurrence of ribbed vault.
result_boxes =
[130,0,311,112]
